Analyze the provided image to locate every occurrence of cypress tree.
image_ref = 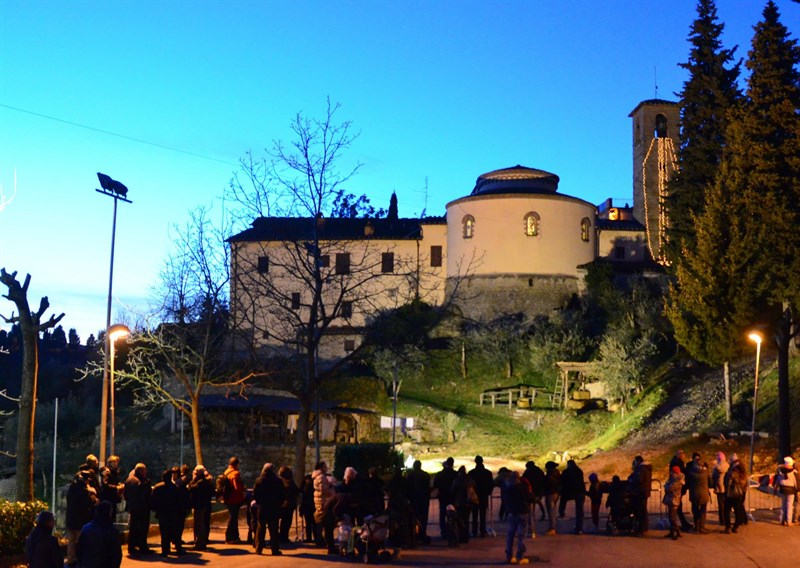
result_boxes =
[665,0,741,263]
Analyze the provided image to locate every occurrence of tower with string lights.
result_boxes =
[629,100,679,265]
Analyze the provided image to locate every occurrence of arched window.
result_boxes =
[524,212,540,237]
[655,114,668,138]
[580,218,591,242]
[462,215,475,239]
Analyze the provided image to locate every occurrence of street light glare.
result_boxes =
[108,324,130,342]
[748,331,763,344]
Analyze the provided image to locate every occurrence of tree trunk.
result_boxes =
[191,397,203,466]
[723,361,731,422]
[16,328,38,502]
[460,340,467,380]
[294,400,310,485]
[776,305,792,459]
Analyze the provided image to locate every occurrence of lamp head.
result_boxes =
[108,324,130,342]
[747,331,763,345]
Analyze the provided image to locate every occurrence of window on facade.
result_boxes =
[257,256,269,274]
[430,245,443,267]
[344,339,355,352]
[291,292,301,310]
[341,301,353,319]
[524,212,541,237]
[335,253,350,275]
[580,218,591,242]
[462,215,475,239]
[381,252,394,273]
[614,246,626,260]
[319,254,330,268]
[262,329,270,339]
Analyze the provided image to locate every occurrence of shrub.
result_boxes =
[333,443,403,480]
[0,498,49,557]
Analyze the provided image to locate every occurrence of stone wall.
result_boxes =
[449,273,579,322]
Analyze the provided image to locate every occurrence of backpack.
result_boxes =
[215,473,229,499]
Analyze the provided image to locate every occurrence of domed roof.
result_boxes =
[472,165,560,196]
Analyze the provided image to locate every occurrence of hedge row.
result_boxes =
[0,499,49,557]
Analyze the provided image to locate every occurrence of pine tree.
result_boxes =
[665,0,741,263]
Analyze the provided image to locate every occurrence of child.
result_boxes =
[587,473,603,533]
[445,505,462,547]
[337,514,353,555]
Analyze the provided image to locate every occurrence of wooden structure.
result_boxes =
[553,362,598,409]
[479,384,544,408]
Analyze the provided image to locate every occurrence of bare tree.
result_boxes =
[227,100,453,479]
[0,269,64,501]
[85,208,254,465]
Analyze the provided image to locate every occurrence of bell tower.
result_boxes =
[630,100,679,263]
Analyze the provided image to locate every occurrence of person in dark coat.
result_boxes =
[468,455,494,538]
[543,461,561,535]
[24,510,64,568]
[253,462,285,556]
[123,462,152,555]
[406,461,431,543]
[362,466,386,518]
[559,459,586,534]
[504,472,532,564]
[188,465,215,550]
[299,474,317,543]
[278,465,299,543]
[685,452,711,534]
[723,456,748,532]
[627,455,652,534]
[151,468,185,556]
[663,466,685,540]
[450,466,475,543]
[76,500,122,568]
[523,460,547,521]
[175,465,192,545]
[99,455,123,518]
[668,449,692,532]
[432,457,457,540]
[65,469,98,566]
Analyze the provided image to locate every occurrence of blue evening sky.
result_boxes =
[1,0,797,340]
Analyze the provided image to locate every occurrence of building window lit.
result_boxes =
[462,215,475,239]
[524,212,540,237]
[580,218,591,242]
[430,245,442,267]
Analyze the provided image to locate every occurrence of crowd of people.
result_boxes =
[22,450,800,567]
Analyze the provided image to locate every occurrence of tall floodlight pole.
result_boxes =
[96,173,132,465]
[747,331,763,476]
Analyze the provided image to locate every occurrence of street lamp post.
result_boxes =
[747,331,763,476]
[108,324,130,457]
[96,173,132,465]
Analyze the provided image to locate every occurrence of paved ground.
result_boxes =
[121,510,799,568]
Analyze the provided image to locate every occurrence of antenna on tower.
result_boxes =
[654,66,659,99]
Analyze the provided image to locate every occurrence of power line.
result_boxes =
[0,103,238,167]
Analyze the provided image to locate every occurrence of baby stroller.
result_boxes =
[357,513,392,563]
[606,491,639,535]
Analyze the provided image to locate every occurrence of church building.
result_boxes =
[228,99,678,358]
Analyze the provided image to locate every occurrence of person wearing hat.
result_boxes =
[469,455,494,538]
[662,466,684,540]
[772,456,797,526]
[24,510,64,568]
[433,457,457,540]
